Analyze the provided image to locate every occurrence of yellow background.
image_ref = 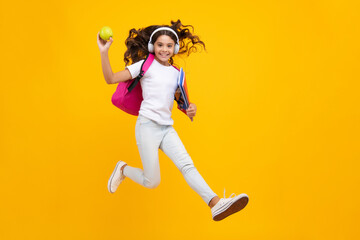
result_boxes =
[1,0,359,239]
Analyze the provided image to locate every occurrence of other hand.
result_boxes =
[186,103,197,119]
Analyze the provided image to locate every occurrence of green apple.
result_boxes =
[99,26,113,41]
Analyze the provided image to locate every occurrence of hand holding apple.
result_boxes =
[97,27,114,53]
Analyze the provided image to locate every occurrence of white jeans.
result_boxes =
[123,115,217,205]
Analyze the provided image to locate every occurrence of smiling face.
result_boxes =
[153,35,175,66]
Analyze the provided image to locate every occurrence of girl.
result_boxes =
[97,20,249,221]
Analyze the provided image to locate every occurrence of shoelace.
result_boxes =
[224,189,236,199]
[215,189,237,208]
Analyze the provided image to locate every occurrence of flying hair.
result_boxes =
[123,20,206,66]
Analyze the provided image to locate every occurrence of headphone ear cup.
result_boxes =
[174,44,179,54]
[148,43,154,53]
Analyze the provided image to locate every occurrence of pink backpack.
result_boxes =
[111,54,155,116]
[111,53,187,116]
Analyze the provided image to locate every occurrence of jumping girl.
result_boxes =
[97,20,249,221]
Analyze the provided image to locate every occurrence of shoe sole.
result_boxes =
[107,161,123,193]
[213,194,249,221]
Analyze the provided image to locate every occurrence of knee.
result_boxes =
[144,177,160,189]
[181,163,196,175]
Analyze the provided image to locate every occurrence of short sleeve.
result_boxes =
[125,60,145,79]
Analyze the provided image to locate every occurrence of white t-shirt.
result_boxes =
[126,58,179,125]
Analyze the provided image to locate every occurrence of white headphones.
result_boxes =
[148,27,180,54]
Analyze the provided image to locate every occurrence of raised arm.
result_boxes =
[97,32,132,84]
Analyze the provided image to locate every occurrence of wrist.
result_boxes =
[100,49,109,55]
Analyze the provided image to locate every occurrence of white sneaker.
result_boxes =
[108,161,127,193]
[211,189,249,221]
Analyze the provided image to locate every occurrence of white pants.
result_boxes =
[123,115,217,205]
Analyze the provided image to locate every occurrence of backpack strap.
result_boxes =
[127,54,155,92]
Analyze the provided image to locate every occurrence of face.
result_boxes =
[153,35,175,66]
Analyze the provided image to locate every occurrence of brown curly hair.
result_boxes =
[124,20,206,66]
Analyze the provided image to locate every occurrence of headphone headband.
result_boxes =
[149,27,179,44]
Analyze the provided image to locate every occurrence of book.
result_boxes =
[175,68,192,121]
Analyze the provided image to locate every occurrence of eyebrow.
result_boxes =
[157,42,174,45]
